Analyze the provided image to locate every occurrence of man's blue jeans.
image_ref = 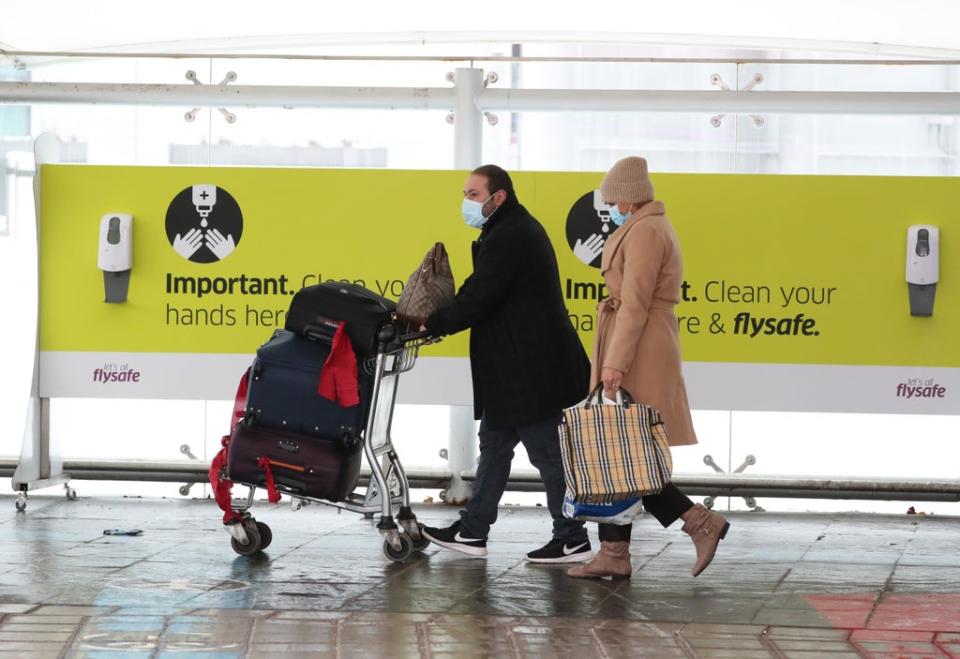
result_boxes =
[459,413,587,543]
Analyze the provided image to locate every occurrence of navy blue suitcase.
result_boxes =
[244,330,373,443]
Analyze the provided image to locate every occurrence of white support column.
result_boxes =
[12,133,70,510]
[453,68,484,169]
[445,68,484,504]
[444,406,478,505]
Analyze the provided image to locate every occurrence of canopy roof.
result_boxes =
[1,0,955,59]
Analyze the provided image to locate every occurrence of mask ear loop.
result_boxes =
[482,192,499,220]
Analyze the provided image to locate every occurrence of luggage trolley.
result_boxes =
[222,330,434,562]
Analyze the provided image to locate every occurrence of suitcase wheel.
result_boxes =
[383,534,413,562]
[339,434,361,451]
[410,524,430,552]
[231,519,263,556]
[256,521,273,550]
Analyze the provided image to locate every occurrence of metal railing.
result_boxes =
[5,82,960,116]
[1,458,958,503]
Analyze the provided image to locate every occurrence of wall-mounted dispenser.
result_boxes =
[98,213,133,303]
[592,190,612,234]
[905,224,939,316]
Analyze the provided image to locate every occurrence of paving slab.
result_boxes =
[0,495,959,656]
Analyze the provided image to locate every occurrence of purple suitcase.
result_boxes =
[227,423,363,502]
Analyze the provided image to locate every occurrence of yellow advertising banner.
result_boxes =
[36,165,958,412]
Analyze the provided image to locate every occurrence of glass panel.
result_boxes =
[205,107,451,169]
[500,58,741,173]
[733,62,960,175]
[677,411,734,476]
[0,151,37,462]
[29,57,214,166]
[50,398,206,499]
[728,411,960,514]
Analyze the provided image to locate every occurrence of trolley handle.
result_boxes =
[398,330,435,344]
[370,329,437,363]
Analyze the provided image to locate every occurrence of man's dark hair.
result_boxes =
[472,164,516,200]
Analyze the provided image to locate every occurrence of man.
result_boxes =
[422,164,592,563]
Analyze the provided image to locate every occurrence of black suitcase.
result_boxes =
[285,282,397,357]
[245,330,373,441]
[227,423,363,502]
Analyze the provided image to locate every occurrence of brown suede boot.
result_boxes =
[681,504,730,577]
[567,541,632,579]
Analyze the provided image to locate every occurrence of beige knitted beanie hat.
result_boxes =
[600,156,655,204]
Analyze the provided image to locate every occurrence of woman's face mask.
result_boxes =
[608,203,630,226]
[462,193,496,229]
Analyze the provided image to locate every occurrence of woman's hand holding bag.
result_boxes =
[601,367,624,397]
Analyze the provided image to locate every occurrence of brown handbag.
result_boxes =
[396,242,456,324]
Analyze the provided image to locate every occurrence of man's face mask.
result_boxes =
[462,193,495,229]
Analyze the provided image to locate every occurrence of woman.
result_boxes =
[568,156,730,580]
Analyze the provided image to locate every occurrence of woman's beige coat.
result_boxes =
[591,201,698,446]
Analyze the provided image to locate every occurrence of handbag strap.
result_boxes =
[426,242,446,275]
[595,216,650,371]
[584,383,635,409]
[603,213,647,273]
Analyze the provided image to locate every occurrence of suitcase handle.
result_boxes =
[377,324,397,343]
[303,322,338,344]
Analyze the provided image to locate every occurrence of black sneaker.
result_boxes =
[526,538,592,564]
[421,522,488,557]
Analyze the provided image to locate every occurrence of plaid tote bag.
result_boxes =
[559,386,673,505]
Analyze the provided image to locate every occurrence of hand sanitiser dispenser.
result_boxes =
[592,190,613,234]
[906,224,939,316]
[98,213,133,303]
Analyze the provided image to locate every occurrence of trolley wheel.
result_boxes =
[66,488,77,501]
[15,500,26,513]
[231,523,262,556]
[411,524,431,552]
[383,535,413,562]
[255,521,273,550]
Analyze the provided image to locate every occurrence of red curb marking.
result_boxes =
[806,593,960,658]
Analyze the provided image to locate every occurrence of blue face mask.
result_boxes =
[462,194,495,229]
[608,204,630,226]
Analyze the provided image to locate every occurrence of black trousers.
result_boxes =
[461,414,586,542]
[598,482,695,542]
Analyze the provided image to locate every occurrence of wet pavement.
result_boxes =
[0,495,958,657]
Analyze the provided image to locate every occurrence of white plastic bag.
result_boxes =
[562,491,643,525]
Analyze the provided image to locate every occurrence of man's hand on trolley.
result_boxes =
[419,324,440,345]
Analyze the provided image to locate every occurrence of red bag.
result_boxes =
[317,323,359,407]
[209,369,251,524]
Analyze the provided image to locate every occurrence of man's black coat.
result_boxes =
[425,197,590,430]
